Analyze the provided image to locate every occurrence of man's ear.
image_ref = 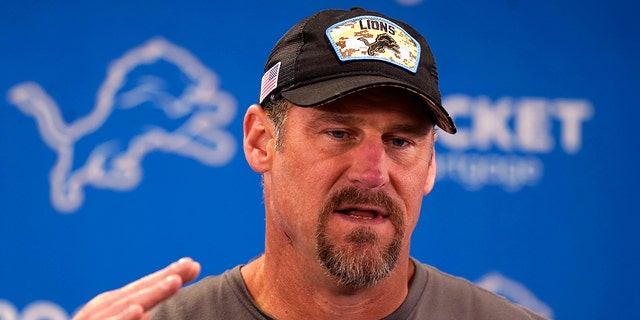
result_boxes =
[423,134,437,195]
[243,104,275,173]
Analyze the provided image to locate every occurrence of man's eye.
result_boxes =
[327,130,347,139]
[389,138,410,147]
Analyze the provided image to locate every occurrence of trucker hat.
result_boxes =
[259,7,456,134]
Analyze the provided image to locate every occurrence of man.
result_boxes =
[73,7,546,319]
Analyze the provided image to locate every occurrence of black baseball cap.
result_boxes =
[259,7,457,134]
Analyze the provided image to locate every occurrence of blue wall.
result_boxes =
[1,1,638,319]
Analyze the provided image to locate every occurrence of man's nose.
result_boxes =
[346,137,389,190]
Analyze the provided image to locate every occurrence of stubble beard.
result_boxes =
[315,187,405,289]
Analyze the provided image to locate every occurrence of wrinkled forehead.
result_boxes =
[307,86,434,127]
[281,89,434,141]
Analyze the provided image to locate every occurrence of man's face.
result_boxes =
[265,87,436,288]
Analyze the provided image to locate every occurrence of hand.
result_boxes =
[73,257,201,320]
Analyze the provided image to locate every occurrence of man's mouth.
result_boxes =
[335,207,387,221]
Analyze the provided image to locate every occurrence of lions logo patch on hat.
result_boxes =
[326,15,421,73]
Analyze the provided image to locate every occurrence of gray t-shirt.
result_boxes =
[151,258,547,319]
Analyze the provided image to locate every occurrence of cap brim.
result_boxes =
[280,75,457,134]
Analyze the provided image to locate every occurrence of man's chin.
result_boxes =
[316,230,402,288]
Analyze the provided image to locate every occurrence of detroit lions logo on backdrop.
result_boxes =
[6,37,237,213]
[475,272,554,318]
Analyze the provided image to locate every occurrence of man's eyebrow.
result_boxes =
[311,112,363,125]
[311,111,432,136]
[388,123,432,136]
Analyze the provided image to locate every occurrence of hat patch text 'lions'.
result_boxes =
[325,15,421,73]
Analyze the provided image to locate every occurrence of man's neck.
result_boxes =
[241,252,415,320]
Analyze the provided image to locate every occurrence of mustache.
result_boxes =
[320,186,405,237]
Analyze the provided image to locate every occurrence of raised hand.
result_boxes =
[73,257,201,320]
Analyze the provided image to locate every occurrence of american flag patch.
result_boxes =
[259,62,281,103]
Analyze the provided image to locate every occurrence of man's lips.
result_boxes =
[334,205,389,220]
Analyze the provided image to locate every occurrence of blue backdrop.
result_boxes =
[1,1,638,319]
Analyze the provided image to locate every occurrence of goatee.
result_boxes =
[316,187,404,288]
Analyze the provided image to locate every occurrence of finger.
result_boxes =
[112,305,144,320]
[74,258,200,319]
[120,258,200,295]
[87,304,142,320]
[101,258,200,307]
[92,274,182,319]
[122,273,184,312]
[175,258,200,284]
